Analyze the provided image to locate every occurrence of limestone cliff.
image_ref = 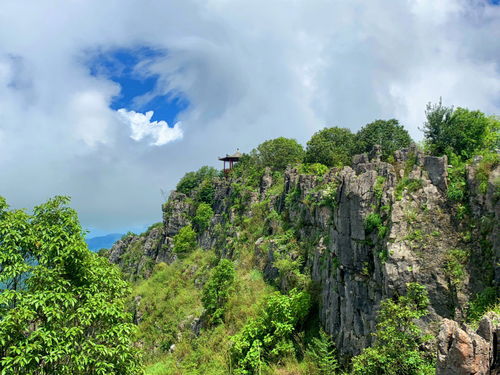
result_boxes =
[108,146,499,369]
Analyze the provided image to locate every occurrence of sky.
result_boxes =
[0,0,499,236]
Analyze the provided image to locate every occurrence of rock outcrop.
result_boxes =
[437,314,499,375]
[108,146,499,361]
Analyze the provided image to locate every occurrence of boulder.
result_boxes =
[437,315,499,375]
[423,155,448,192]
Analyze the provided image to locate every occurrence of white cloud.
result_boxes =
[0,0,499,232]
[70,90,118,147]
[117,109,183,146]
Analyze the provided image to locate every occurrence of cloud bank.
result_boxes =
[0,0,499,233]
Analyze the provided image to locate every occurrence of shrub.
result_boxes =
[466,287,498,323]
[193,203,214,232]
[298,162,329,177]
[305,127,355,167]
[395,178,423,201]
[231,289,311,374]
[351,283,434,375]
[475,151,500,194]
[202,259,235,326]
[173,225,197,254]
[365,213,382,233]
[444,248,468,286]
[196,179,216,205]
[306,329,338,375]
[374,176,386,202]
[285,187,301,210]
[354,119,413,161]
[319,182,338,207]
[255,137,305,171]
[446,153,468,203]
[230,153,264,188]
[177,166,218,196]
[423,100,495,161]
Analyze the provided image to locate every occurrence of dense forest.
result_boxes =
[1,101,498,374]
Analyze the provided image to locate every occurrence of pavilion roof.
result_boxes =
[219,150,242,161]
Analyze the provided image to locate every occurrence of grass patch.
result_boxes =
[444,248,468,287]
[395,178,423,201]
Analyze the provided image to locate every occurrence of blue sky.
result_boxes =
[89,47,189,127]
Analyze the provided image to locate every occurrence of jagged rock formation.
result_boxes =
[108,146,499,363]
[437,313,499,375]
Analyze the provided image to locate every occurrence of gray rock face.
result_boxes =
[423,155,448,191]
[107,146,498,359]
[437,314,499,375]
[163,192,192,237]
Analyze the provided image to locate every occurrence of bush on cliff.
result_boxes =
[231,289,311,374]
[202,259,235,326]
[255,137,305,171]
[305,126,355,167]
[173,224,197,254]
[423,100,499,161]
[351,283,434,375]
[354,119,413,160]
[176,166,219,196]
[193,203,214,232]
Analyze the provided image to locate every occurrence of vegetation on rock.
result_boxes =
[255,137,305,171]
[351,283,434,375]
[354,119,413,160]
[172,225,197,254]
[305,127,355,167]
[202,258,235,326]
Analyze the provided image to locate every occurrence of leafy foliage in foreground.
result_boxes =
[231,289,311,374]
[351,283,434,375]
[0,196,142,375]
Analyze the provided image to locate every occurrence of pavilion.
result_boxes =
[219,149,242,174]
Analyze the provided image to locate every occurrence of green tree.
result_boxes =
[422,99,454,157]
[172,225,197,254]
[484,115,500,151]
[201,259,235,326]
[0,196,142,375]
[307,329,338,375]
[176,166,219,196]
[230,153,265,188]
[351,283,434,375]
[354,119,413,160]
[255,137,305,171]
[196,178,216,205]
[231,289,311,374]
[423,101,496,161]
[305,127,355,167]
[193,203,214,233]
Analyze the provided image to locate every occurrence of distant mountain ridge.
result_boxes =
[86,233,123,251]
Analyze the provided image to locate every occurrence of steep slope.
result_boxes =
[108,145,499,372]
